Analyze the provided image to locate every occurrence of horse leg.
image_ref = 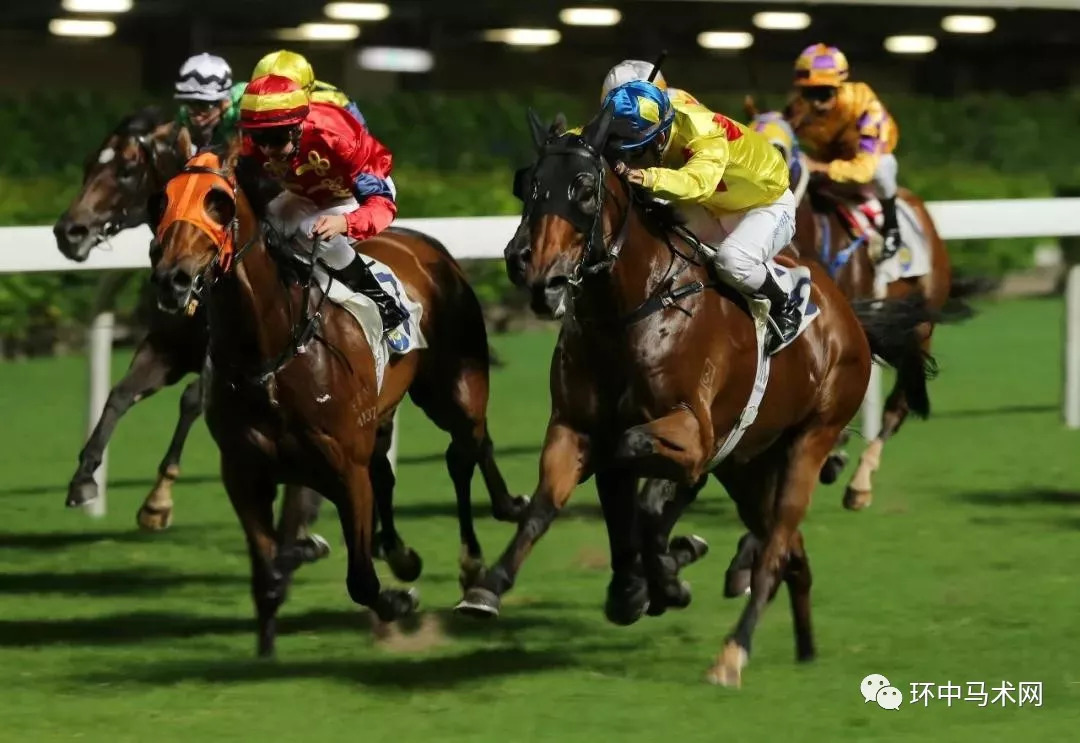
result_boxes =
[844,329,931,510]
[455,422,588,618]
[281,485,331,566]
[598,466,650,626]
[66,338,184,508]
[334,460,419,622]
[819,429,850,485]
[707,427,835,688]
[784,529,816,663]
[370,418,423,582]
[221,455,284,658]
[615,408,704,482]
[637,478,706,616]
[137,376,203,530]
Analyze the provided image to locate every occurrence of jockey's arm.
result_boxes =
[824,95,891,185]
[639,131,730,203]
[326,128,397,241]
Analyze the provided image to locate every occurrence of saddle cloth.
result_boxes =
[311,256,427,393]
[835,196,932,289]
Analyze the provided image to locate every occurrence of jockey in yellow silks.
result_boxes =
[784,43,901,258]
[605,80,801,355]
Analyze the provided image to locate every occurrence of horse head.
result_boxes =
[151,145,244,313]
[54,108,192,262]
[507,103,633,318]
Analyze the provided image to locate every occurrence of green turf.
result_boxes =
[1,296,1078,742]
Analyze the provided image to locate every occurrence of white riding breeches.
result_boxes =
[264,176,398,271]
[871,153,898,200]
[681,188,797,294]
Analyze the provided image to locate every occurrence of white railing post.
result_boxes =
[84,309,113,517]
[1064,264,1080,429]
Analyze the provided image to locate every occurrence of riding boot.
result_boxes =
[332,256,410,336]
[756,271,803,356]
[879,196,901,261]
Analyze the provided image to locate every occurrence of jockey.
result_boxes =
[174,53,247,151]
[251,49,368,128]
[599,59,702,108]
[237,74,409,336]
[604,81,800,354]
[784,43,901,259]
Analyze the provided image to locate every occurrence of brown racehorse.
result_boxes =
[58,111,522,579]
[56,107,213,530]
[150,146,525,655]
[454,109,938,686]
[745,101,971,510]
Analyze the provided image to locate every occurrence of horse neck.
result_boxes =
[206,193,297,373]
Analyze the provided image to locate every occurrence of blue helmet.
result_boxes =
[601,80,675,151]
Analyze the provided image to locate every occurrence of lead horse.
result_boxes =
[745,100,974,509]
[151,146,525,655]
[455,108,938,686]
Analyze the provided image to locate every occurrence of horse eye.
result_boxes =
[570,174,596,203]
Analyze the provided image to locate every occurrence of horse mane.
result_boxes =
[113,106,169,137]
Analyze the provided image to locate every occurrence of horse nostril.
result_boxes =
[65,223,90,241]
[169,268,192,291]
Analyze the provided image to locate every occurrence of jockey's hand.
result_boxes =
[614,161,646,185]
[806,158,831,176]
[311,214,348,241]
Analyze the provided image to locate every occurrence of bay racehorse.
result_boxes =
[56,107,213,530]
[455,107,938,687]
[745,100,974,509]
[151,146,525,655]
[57,111,524,581]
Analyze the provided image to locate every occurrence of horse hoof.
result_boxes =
[454,587,501,619]
[605,575,650,626]
[377,587,420,621]
[843,487,873,511]
[493,494,531,523]
[387,546,423,583]
[724,568,751,599]
[705,643,748,688]
[670,534,709,567]
[66,480,99,509]
[136,504,174,531]
[298,534,331,563]
[819,452,849,485]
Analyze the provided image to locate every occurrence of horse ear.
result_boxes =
[222,136,242,172]
[588,101,615,152]
[526,108,546,151]
[743,95,759,120]
[551,112,567,136]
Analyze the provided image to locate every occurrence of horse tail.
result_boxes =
[850,295,939,419]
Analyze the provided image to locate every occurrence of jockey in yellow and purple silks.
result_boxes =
[605,80,801,355]
[784,43,901,259]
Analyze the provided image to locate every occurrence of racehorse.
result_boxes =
[454,107,938,687]
[56,111,524,580]
[744,100,973,510]
[55,107,212,530]
[151,145,525,655]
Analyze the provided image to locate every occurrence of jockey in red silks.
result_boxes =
[237,73,408,336]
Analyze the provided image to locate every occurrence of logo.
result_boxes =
[861,673,903,710]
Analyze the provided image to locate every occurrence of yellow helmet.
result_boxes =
[251,50,315,95]
[793,43,849,88]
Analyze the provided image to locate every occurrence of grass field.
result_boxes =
[1,295,1079,742]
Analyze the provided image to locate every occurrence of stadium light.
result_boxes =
[483,28,561,47]
[941,15,996,34]
[358,47,434,73]
[61,0,132,12]
[559,7,622,26]
[752,12,811,31]
[884,35,938,54]
[49,18,116,37]
[697,31,754,50]
[276,23,361,41]
[324,3,390,21]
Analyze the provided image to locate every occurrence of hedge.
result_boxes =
[0,87,1064,355]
